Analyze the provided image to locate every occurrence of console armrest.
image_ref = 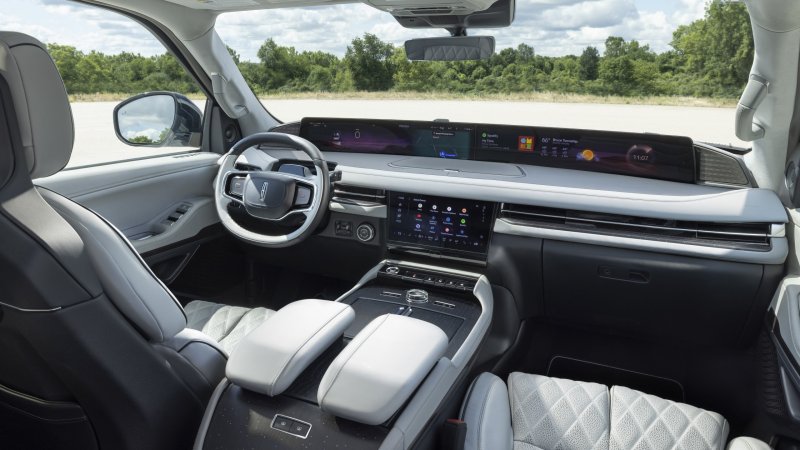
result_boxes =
[226,299,354,397]
[317,314,448,425]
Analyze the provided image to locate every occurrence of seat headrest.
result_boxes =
[0,32,73,179]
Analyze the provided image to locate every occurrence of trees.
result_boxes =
[344,33,395,91]
[671,0,753,96]
[46,1,755,100]
[579,46,600,81]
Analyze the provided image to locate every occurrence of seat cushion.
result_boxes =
[508,373,610,450]
[463,373,738,450]
[184,300,275,355]
[609,385,729,450]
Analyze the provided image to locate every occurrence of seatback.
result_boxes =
[0,32,218,450]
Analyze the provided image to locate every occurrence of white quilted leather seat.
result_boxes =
[184,300,276,355]
[460,372,771,450]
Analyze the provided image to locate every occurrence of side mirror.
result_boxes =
[404,36,495,61]
[113,92,203,147]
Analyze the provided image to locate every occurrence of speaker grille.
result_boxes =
[697,145,750,186]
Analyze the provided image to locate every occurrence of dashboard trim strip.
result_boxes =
[494,218,788,265]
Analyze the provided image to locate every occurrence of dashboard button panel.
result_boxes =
[379,264,477,292]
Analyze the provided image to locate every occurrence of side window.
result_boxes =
[8,1,207,168]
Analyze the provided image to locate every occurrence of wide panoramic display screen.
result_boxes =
[299,118,696,183]
[300,119,473,159]
[387,192,495,258]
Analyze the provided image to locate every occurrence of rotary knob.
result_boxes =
[356,223,375,242]
[406,289,429,304]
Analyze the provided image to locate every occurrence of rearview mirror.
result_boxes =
[114,92,202,147]
[404,36,495,61]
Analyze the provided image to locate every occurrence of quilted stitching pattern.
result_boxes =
[509,373,610,450]
[184,300,249,342]
[609,386,728,450]
[218,307,275,354]
[184,301,224,331]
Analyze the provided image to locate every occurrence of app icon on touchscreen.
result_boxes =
[518,136,534,152]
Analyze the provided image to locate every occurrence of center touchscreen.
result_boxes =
[387,192,495,258]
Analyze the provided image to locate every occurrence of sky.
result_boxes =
[0,0,709,60]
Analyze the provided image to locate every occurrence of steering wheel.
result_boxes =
[214,132,330,248]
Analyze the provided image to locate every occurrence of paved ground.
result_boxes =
[66,99,746,168]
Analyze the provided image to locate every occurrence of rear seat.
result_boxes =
[460,372,770,450]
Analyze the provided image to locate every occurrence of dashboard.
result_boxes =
[300,117,696,183]
[253,116,783,265]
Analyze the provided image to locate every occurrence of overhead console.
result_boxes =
[300,117,697,184]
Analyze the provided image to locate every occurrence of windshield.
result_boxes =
[216,0,751,148]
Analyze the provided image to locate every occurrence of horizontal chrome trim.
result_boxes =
[329,200,387,218]
[330,197,383,207]
[500,205,777,239]
[332,189,386,200]
[494,218,788,265]
[0,301,62,313]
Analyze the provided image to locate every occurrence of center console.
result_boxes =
[193,190,496,450]
[193,260,492,450]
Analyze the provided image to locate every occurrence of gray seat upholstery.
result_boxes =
[460,373,770,450]
[184,300,275,355]
[0,31,270,450]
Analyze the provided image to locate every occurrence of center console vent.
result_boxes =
[499,203,775,251]
[332,184,386,207]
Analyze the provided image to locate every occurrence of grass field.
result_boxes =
[68,91,738,108]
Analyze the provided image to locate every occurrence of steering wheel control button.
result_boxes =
[230,176,246,197]
[406,289,429,304]
[295,186,312,206]
[356,223,375,242]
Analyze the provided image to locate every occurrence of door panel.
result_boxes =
[36,152,220,255]
[769,277,800,427]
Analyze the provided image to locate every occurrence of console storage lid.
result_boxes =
[317,314,448,425]
[226,299,354,397]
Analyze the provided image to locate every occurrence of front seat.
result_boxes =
[460,372,771,450]
[0,32,272,450]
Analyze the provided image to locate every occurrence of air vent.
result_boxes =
[332,184,386,207]
[499,204,775,251]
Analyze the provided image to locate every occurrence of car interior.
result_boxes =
[2,0,800,449]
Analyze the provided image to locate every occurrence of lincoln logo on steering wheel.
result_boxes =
[259,181,269,201]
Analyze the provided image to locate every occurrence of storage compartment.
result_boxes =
[543,240,774,345]
[318,314,448,425]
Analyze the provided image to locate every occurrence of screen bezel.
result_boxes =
[385,191,497,262]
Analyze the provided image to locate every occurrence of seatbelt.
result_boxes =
[440,418,467,450]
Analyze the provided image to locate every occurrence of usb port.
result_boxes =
[381,291,402,298]
[433,300,455,309]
